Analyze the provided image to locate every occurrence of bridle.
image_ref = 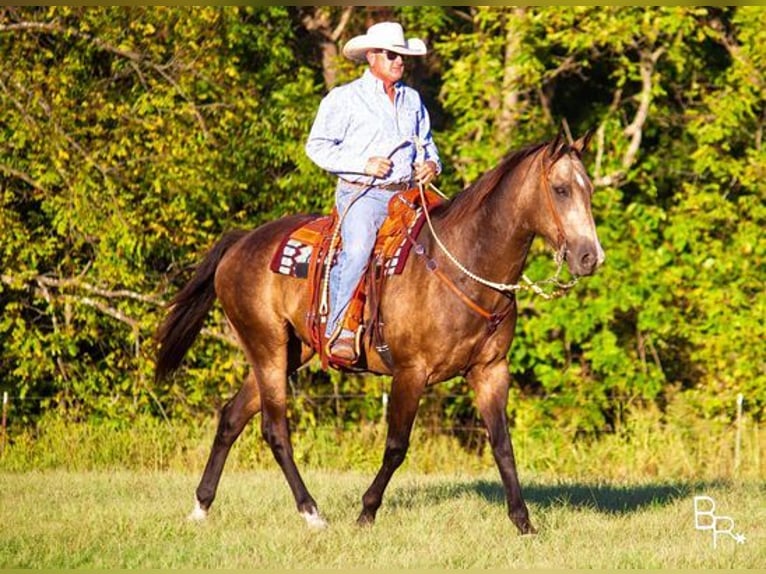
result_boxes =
[539,151,569,254]
[319,139,582,335]
[416,145,579,306]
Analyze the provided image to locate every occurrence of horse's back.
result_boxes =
[214,214,317,328]
[217,214,314,272]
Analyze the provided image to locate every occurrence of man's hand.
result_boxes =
[414,160,438,186]
[364,156,393,179]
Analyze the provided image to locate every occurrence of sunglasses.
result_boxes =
[374,49,404,61]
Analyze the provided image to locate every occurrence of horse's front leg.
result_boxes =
[467,360,536,534]
[357,371,425,525]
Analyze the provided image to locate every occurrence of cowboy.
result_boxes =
[305,21,442,362]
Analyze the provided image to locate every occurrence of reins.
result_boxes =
[416,143,579,301]
[319,138,415,319]
[318,184,366,318]
[319,138,581,340]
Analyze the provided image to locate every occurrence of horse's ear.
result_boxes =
[572,128,595,155]
[547,129,564,159]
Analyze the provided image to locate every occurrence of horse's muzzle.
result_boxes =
[567,241,605,277]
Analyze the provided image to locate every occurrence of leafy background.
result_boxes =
[1,6,763,443]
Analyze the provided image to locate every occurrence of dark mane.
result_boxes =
[436,142,547,226]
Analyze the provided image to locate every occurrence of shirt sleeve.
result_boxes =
[305,88,368,176]
[417,96,442,175]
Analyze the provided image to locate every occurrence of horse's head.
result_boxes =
[535,131,605,277]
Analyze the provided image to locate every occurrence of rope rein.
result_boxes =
[320,136,580,320]
[319,185,360,317]
[413,139,579,300]
[319,139,414,317]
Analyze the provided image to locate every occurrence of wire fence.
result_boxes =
[1,391,760,479]
[1,392,7,456]
[0,389,492,458]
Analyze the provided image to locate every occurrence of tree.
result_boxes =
[0,6,327,420]
[0,6,762,433]
[434,6,764,429]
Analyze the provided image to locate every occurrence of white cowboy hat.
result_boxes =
[342,22,427,63]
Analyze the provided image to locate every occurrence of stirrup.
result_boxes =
[325,325,363,363]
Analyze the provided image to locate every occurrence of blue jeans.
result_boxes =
[325,181,392,338]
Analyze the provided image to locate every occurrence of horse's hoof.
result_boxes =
[510,511,536,535]
[301,509,328,530]
[188,499,208,522]
[356,511,375,527]
[516,521,537,536]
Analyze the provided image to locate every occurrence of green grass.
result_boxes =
[0,409,763,567]
[0,470,763,568]
[2,408,763,482]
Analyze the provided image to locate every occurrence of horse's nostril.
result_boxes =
[579,251,598,274]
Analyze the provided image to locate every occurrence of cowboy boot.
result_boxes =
[329,329,357,361]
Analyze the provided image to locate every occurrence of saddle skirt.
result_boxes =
[269,187,443,367]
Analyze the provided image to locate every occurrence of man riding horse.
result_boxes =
[155,20,604,536]
[305,22,441,362]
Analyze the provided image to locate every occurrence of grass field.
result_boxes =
[1,469,763,568]
[1,410,763,567]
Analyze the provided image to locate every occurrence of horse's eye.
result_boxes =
[554,185,569,197]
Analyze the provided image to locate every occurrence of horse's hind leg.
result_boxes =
[190,370,261,520]
[257,357,327,529]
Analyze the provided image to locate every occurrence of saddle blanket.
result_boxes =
[270,189,440,279]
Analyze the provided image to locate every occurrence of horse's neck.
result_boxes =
[430,162,537,286]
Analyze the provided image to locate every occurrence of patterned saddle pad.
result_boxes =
[270,188,442,279]
[268,187,443,367]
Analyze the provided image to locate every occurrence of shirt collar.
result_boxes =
[362,68,402,95]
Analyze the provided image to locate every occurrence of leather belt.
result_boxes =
[340,179,414,192]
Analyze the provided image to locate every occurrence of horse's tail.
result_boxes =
[154,230,248,382]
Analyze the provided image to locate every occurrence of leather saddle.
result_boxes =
[270,187,443,368]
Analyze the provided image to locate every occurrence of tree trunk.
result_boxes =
[496,7,525,140]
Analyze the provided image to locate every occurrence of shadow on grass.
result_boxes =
[387,478,731,515]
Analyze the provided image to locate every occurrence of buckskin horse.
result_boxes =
[155,132,604,534]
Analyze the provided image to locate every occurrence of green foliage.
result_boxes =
[434,6,764,430]
[3,408,763,483]
[0,7,763,439]
[0,7,328,422]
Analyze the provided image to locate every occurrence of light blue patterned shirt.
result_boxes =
[305,69,441,186]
